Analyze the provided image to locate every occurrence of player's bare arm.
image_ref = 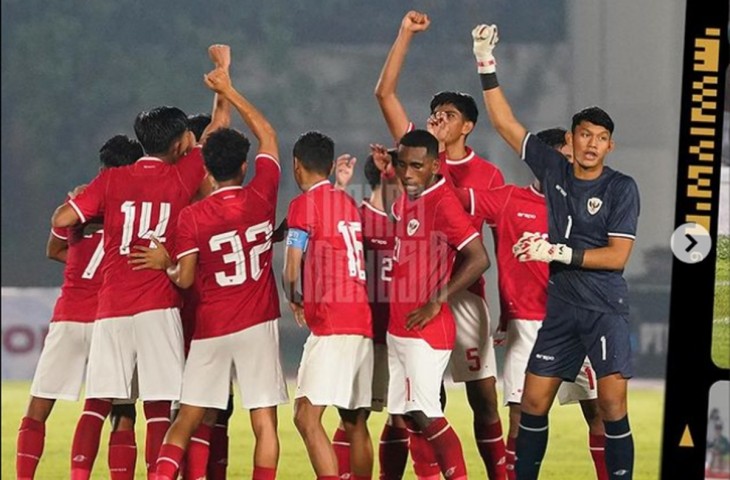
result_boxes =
[46,232,68,263]
[472,24,528,155]
[204,67,279,162]
[370,144,400,221]
[334,154,357,190]
[374,10,430,142]
[405,236,488,330]
[198,44,232,145]
[282,244,305,326]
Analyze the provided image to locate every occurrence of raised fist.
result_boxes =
[472,24,499,74]
[401,11,430,33]
[208,44,231,70]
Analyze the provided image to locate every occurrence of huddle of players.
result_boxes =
[17,10,640,480]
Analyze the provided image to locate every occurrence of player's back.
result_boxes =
[51,223,104,322]
[179,178,280,339]
[288,181,372,337]
[70,151,204,318]
[361,199,395,344]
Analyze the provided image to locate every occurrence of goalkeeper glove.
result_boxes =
[512,231,582,266]
[472,24,499,74]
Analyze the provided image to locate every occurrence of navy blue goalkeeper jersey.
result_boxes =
[521,133,640,314]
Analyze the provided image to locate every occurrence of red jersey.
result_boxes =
[459,184,548,324]
[389,177,480,349]
[444,147,505,299]
[69,148,205,318]
[361,199,395,345]
[287,181,372,337]
[175,154,281,339]
[50,224,105,323]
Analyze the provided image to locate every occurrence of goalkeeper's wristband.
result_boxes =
[480,73,499,91]
[570,248,585,267]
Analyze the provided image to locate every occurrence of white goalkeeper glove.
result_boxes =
[472,24,499,74]
[512,232,575,265]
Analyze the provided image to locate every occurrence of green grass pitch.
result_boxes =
[713,236,730,369]
[3,381,663,479]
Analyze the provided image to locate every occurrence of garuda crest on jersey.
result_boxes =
[587,197,603,215]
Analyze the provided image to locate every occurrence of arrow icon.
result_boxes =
[685,234,697,253]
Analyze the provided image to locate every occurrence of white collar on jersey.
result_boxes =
[361,199,388,217]
[137,156,164,163]
[418,176,447,198]
[528,184,545,198]
[308,179,331,192]
[211,185,244,196]
[445,147,475,165]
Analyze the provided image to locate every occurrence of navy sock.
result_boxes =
[604,415,634,479]
[515,412,548,480]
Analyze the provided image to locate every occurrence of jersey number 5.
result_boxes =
[210,221,273,287]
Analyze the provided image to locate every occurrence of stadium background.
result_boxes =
[2,1,728,478]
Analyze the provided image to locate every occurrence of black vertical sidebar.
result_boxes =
[661,2,729,479]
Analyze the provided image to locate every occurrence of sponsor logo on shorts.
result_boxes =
[535,353,555,361]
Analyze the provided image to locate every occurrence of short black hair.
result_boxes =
[293,131,334,176]
[187,113,212,142]
[430,91,479,124]
[364,155,381,189]
[571,106,614,135]
[202,128,251,181]
[399,129,439,159]
[99,135,143,168]
[536,127,568,149]
[134,106,189,155]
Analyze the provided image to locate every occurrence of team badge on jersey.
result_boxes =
[407,219,420,236]
[587,197,603,215]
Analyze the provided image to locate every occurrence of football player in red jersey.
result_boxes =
[131,66,288,480]
[283,131,374,480]
[52,44,231,480]
[386,129,489,480]
[375,12,508,478]
[16,135,142,480]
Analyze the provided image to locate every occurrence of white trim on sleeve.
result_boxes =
[68,200,87,224]
[520,133,532,161]
[456,232,480,251]
[51,229,68,241]
[608,232,636,240]
[257,153,281,172]
[176,247,200,261]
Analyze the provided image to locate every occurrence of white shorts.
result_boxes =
[448,290,497,382]
[371,343,389,412]
[181,320,289,410]
[502,319,542,405]
[30,322,93,401]
[557,357,599,405]
[85,308,184,402]
[387,334,451,418]
[295,334,373,410]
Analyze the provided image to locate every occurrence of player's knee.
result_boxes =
[293,403,317,434]
[597,395,627,421]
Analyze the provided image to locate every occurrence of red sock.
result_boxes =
[474,419,507,480]
[70,399,112,479]
[332,427,351,478]
[423,418,467,479]
[154,443,185,480]
[407,424,440,480]
[143,401,171,475]
[207,424,229,480]
[108,430,137,480]
[185,423,212,480]
[17,417,45,479]
[253,466,277,480]
[505,436,516,480]
[378,424,409,480]
[589,434,609,480]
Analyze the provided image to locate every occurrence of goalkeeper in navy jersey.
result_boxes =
[471,23,640,480]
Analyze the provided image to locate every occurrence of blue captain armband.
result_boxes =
[286,228,309,250]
